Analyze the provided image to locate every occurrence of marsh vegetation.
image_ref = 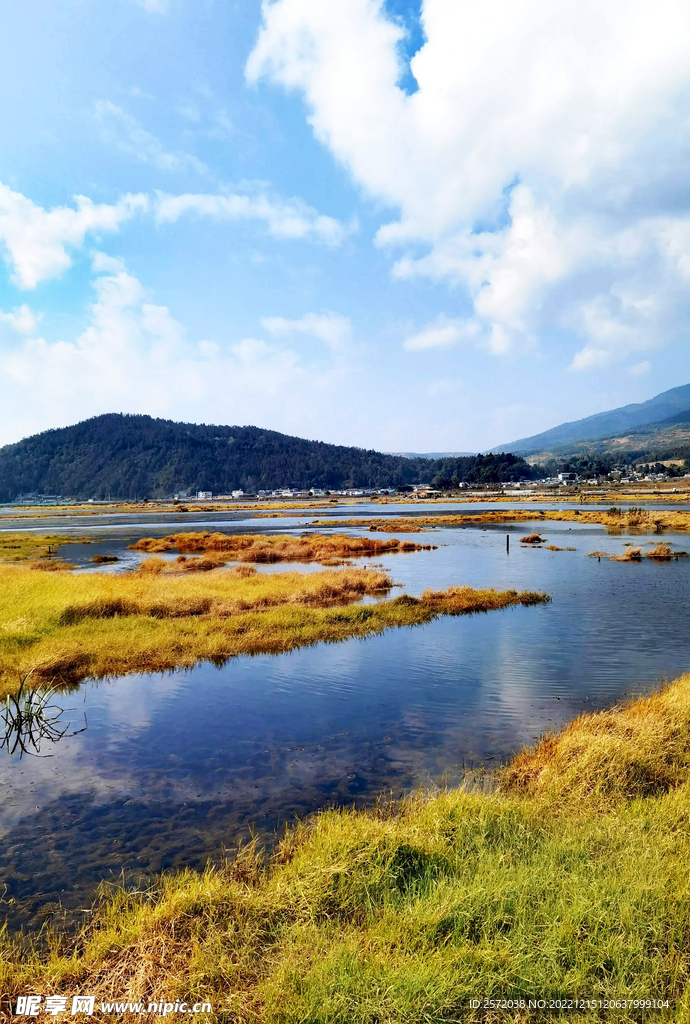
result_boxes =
[313,505,690,534]
[0,564,547,697]
[3,673,690,1021]
[131,531,434,566]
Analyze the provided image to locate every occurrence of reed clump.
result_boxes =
[610,547,642,562]
[520,533,545,544]
[131,532,434,564]
[647,544,674,560]
[0,566,546,696]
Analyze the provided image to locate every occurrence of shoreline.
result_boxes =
[2,671,689,1020]
[0,562,547,697]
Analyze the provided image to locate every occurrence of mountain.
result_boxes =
[529,409,690,463]
[491,383,690,455]
[0,414,537,501]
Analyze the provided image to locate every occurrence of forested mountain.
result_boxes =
[0,414,538,501]
[491,383,690,455]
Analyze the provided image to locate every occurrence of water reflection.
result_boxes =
[1,678,80,757]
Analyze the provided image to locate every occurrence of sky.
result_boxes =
[2,0,690,452]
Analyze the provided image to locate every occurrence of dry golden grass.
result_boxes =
[0,532,86,563]
[500,672,690,805]
[546,544,576,551]
[0,565,547,696]
[610,547,642,562]
[131,532,434,564]
[519,533,545,544]
[313,505,690,534]
[647,544,674,560]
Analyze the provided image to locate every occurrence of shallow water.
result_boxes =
[1,513,690,929]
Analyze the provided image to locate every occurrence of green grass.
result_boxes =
[3,676,690,1020]
[0,564,547,696]
[1,784,688,1021]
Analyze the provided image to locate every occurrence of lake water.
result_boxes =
[2,507,690,929]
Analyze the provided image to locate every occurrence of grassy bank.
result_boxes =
[3,674,690,1021]
[131,531,434,566]
[313,505,690,534]
[0,532,87,563]
[0,564,546,696]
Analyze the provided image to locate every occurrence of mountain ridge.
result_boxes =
[490,383,690,455]
[0,413,535,501]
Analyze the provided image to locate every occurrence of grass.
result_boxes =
[312,506,690,534]
[0,532,85,563]
[3,674,690,1021]
[520,534,544,544]
[0,565,547,697]
[588,544,687,563]
[610,547,642,562]
[131,532,434,565]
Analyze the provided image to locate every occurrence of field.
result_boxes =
[3,672,690,1021]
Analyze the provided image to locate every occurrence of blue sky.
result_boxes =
[1,0,690,451]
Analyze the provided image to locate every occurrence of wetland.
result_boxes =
[1,501,690,933]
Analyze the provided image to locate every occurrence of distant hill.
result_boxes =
[389,451,476,459]
[491,383,690,455]
[0,414,537,501]
[529,409,690,464]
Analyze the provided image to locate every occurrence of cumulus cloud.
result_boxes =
[0,181,349,294]
[155,191,349,244]
[0,304,41,335]
[95,101,208,175]
[0,261,353,445]
[0,183,147,289]
[248,0,690,370]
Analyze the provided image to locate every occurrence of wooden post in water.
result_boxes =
[506,534,510,554]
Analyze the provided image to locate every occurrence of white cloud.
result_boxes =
[0,263,354,445]
[248,0,690,369]
[570,289,660,371]
[0,183,147,289]
[0,304,41,335]
[155,191,348,244]
[261,312,352,351]
[95,101,208,175]
[403,315,479,352]
[0,181,349,295]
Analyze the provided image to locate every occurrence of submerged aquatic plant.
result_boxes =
[1,674,71,756]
